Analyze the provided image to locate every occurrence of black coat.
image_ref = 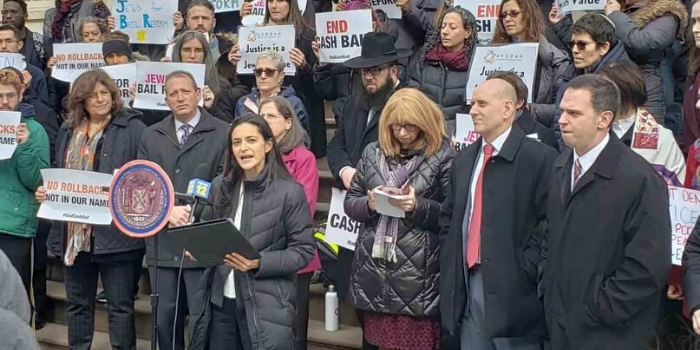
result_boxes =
[47,109,147,258]
[138,108,229,268]
[684,220,700,316]
[542,135,671,350]
[515,110,558,152]
[345,141,454,317]
[189,170,315,350]
[439,125,555,338]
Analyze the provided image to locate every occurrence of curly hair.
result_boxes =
[491,0,545,44]
[419,6,477,67]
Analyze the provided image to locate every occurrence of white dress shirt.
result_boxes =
[468,126,512,221]
[174,110,201,145]
[571,134,610,191]
[223,185,245,299]
[612,115,635,139]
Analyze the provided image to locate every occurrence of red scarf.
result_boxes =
[51,0,82,40]
[681,71,700,153]
[425,44,470,71]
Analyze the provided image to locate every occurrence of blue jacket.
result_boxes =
[234,85,310,132]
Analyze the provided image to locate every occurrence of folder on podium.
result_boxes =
[170,218,260,267]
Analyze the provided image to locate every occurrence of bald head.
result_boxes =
[481,78,517,104]
[470,78,518,143]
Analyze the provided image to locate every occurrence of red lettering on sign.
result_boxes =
[478,4,500,18]
[327,20,349,34]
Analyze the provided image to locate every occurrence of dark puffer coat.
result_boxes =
[189,169,315,350]
[344,140,454,317]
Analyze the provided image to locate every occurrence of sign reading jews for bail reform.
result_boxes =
[52,43,106,82]
[209,0,242,12]
[38,169,113,225]
[132,62,206,111]
[455,113,479,152]
[315,10,373,64]
[669,186,700,265]
[454,0,500,45]
[0,111,20,160]
[324,188,361,250]
[111,0,178,44]
[237,25,296,75]
[100,63,137,106]
[370,0,401,19]
[466,43,539,103]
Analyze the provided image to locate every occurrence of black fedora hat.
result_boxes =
[344,32,413,69]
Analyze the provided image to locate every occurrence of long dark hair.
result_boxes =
[66,69,124,129]
[420,6,477,67]
[263,0,314,37]
[259,97,309,153]
[491,0,544,44]
[171,30,222,94]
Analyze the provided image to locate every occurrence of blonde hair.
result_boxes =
[378,88,446,158]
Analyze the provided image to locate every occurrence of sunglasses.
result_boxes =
[499,10,522,19]
[569,40,597,51]
[254,68,278,77]
[390,123,419,133]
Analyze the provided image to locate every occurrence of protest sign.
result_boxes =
[100,63,137,106]
[38,169,113,225]
[316,10,372,63]
[52,43,106,82]
[209,0,243,12]
[0,53,24,70]
[669,186,700,265]
[455,113,479,152]
[454,0,500,45]
[132,62,206,111]
[370,0,401,19]
[555,0,605,14]
[241,0,266,26]
[237,25,296,75]
[0,111,20,160]
[111,0,178,44]
[466,43,539,103]
[324,188,361,250]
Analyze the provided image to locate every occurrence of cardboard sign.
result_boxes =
[132,61,206,111]
[370,0,401,19]
[38,169,114,225]
[466,43,539,103]
[100,64,137,106]
[237,25,296,75]
[455,113,479,152]
[316,10,373,63]
[454,0,500,45]
[0,53,25,70]
[52,43,106,82]
[669,186,700,265]
[555,0,605,14]
[111,0,178,44]
[241,0,266,26]
[324,188,361,251]
[0,111,21,160]
[209,0,243,12]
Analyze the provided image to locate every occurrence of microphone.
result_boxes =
[187,163,212,223]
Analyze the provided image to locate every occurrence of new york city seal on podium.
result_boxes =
[109,160,174,238]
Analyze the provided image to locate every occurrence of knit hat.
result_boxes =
[102,40,133,62]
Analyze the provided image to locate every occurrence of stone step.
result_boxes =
[36,323,151,350]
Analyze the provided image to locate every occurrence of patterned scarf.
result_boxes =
[50,0,82,41]
[63,118,109,266]
[371,149,424,262]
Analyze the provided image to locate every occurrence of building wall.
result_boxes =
[25,0,54,34]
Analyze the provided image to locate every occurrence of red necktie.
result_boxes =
[467,144,494,268]
[573,159,582,184]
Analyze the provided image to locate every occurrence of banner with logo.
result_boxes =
[0,53,24,70]
[100,63,137,106]
[555,0,605,14]
[132,62,206,111]
[52,43,106,82]
[0,111,20,160]
[38,169,113,225]
[466,43,539,103]
[324,188,361,251]
[370,0,401,19]
[110,0,178,44]
[669,186,700,265]
[454,0,500,45]
[316,10,373,63]
[241,0,266,26]
[237,25,296,75]
[209,0,243,12]
[455,113,479,152]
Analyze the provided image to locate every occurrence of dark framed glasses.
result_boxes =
[569,40,596,51]
[390,123,419,133]
[254,68,278,77]
[360,65,390,77]
[499,10,522,19]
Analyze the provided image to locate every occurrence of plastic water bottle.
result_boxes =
[325,285,339,332]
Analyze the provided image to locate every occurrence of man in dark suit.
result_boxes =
[439,79,556,350]
[541,75,671,350]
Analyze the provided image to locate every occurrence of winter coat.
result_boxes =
[542,134,671,350]
[234,85,310,130]
[608,0,688,124]
[47,109,146,259]
[313,63,358,120]
[207,77,237,123]
[188,169,315,350]
[26,64,49,106]
[138,108,229,268]
[515,109,558,151]
[530,36,572,127]
[439,126,555,338]
[0,250,40,350]
[682,71,700,153]
[345,140,454,317]
[23,94,59,166]
[0,103,50,238]
[43,0,108,43]
[20,29,52,72]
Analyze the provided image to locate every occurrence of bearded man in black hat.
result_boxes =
[327,31,412,190]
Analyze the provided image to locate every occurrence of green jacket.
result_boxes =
[0,104,50,238]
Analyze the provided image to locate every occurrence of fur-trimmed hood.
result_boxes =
[629,0,688,38]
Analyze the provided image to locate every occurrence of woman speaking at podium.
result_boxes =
[185,113,315,350]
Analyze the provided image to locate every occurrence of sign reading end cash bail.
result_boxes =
[324,188,360,251]
[453,0,501,45]
[316,10,373,64]
[237,25,296,75]
[38,169,114,225]
[466,43,539,103]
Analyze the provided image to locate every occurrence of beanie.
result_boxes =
[102,40,133,62]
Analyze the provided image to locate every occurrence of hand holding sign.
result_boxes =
[395,0,410,11]
[173,11,184,30]
[16,123,28,144]
[289,48,307,68]
[228,44,242,65]
[35,186,47,203]
[604,0,621,15]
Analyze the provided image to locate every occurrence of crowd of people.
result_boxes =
[3,0,700,349]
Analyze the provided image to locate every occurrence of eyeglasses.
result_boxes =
[390,123,419,133]
[499,10,522,19]
[569,40,596,51]
[255,68,278,77]
[360,65,390,77]
[261,112,286,120]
